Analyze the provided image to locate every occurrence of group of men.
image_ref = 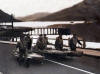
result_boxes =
[16,33,82,58]
[36,34,82,51]
[55,34,82,51]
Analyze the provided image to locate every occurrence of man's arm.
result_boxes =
[77,39,82,45]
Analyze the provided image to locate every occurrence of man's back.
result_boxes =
[55,37,63,50]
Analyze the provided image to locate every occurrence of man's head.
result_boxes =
[59,35,62,39]
[44,34,46,37]
[73,34,77,37]
[20,34,25,39]
[39,34,42,37]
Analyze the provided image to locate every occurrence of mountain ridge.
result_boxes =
[35,0,100,21]
[17,12,50,21]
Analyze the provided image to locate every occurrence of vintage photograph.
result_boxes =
[0,0,100,74]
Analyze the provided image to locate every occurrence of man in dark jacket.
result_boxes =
[55,35,63,50]
[16,36,26,58]
[69,34,82,51]
[36,34,45,50]
[43,34,48,49]
[25,34,32,51]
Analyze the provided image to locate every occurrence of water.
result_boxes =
[5,21,100,49]
[3,21,84,28]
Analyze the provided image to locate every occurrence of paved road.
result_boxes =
[0,43,100,74]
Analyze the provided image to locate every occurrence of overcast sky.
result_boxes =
[0,0,83,17]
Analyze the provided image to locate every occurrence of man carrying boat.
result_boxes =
[16,35,27,63]
[55,35,63,50]
[68,34,82,51]
[43,34,48,49]
[25,34,32,52]
[36,34,45,50]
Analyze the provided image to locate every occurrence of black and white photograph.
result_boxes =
[0,0,100,74]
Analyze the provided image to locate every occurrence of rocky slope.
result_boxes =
[36,0,100,21]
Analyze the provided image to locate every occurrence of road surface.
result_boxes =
[0,43,100,74]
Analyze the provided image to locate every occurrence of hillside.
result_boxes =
[0,10,20,22]
[17,12,50,21]
[36,0,100,21]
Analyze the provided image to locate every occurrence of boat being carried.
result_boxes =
[33,48,83,59]
[12,47,45,67]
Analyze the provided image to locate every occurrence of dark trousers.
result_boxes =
[19,48,26,58]
[70,44,76,51]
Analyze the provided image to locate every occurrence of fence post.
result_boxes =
[83,39,86,49]
[31,29,32,35]
[43,28,45,34]
[47,28,49,35]
[50,28,51,35]
[37,28,39,35]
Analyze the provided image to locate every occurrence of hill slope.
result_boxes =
[17,12,50,21]
[36,0,100,21]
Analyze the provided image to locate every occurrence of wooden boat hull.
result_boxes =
[34,49,83,58]
[12,50,44,67]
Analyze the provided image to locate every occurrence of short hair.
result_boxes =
[59,35,62,38]
[44,34,46,36]
[39,34,42,36]
[73,34,76,36]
